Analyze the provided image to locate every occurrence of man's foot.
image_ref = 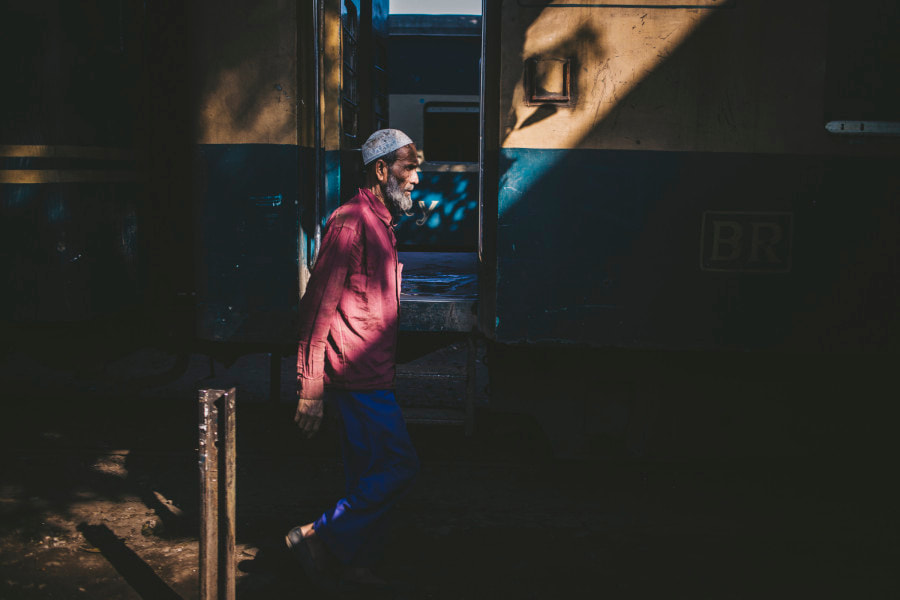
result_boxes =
[285,523,337,592]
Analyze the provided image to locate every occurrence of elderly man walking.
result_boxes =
[286,129,421,590]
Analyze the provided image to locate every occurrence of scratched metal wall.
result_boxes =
[173,0,308,343]
[486,0,900,351]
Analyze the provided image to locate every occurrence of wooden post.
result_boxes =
[221,388,236,600]
[199,388,236,600]
[198,390,219,600]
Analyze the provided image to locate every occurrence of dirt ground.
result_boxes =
[0,330,897,599]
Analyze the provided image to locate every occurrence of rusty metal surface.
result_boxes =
[198,388,236,600]
[197,390,219,600]
[221,389,236,600]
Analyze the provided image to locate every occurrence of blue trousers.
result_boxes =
[314,389,419,567]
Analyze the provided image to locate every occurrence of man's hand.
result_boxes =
[295,396,324,438]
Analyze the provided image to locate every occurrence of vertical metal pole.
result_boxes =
[198,390,219,600]
[312,0,324,269]
[477,0,487,266]
[199,388,236,600]
[465,334,477,437]
[221,388,237,600]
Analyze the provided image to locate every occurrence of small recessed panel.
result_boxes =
[526,58,571,105]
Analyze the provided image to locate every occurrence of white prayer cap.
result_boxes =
[361,129,414,165]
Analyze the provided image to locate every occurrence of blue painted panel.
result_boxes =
[324,150,342,224]
[194,144,306,343]
[396,171,478,249]
[495,148,899,351]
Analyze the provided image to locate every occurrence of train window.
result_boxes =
[423,103,479,163]
[343,64,358,104]
[342,0,360,142]
[343,30,358,72]
[343,98,359,138]
[375,37,387,71]
[342,0,359,34]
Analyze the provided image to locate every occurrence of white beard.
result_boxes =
[385,173,413,215]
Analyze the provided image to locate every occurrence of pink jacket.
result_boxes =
[296,188,402,399]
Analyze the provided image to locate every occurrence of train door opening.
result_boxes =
[387,2,486,431]
[307,1,485,333]
[302,0,489,427]
[386,5,483,332]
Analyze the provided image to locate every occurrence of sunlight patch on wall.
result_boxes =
[502,6,716,151]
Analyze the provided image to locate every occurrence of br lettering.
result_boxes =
[702,212,792,273]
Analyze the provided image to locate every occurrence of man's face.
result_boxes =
[380,144,419,215]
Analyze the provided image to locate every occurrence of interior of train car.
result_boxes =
[385,4,482,332]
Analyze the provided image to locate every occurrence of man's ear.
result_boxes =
[375,158,388,183]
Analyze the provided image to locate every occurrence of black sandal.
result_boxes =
[285,527,339,595]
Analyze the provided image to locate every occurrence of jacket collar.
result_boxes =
[358,187,395,227]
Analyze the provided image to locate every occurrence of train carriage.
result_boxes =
[2,0,897,457]
[480,0,899,455]
[482,0,899,350]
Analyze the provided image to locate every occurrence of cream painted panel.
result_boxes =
[500,1,844,155]
[520,0,726,6]
[324,0,343,150]
[191,0,298,145]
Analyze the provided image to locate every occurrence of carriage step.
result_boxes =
[396,366,466,380]
[401,407,467,426]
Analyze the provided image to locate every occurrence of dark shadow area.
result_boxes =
[518,103,557,129]
[1,323,896,597]
[77,523,182,600]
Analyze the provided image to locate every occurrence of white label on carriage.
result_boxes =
[700,211,793,273]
